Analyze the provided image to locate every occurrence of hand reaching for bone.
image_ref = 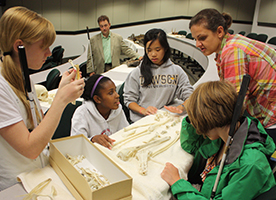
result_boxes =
[161,162,181,186]
[91,135,115,150]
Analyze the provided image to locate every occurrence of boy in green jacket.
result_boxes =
[161,81,276,199]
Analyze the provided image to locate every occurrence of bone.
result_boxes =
[122,130,136,138]
[117,136,171,161]
[142,133,160,143]
[123,122,155,132]
[113,129,150,148]
[151,132,180,158]
[136,150,151,176]
[114,115,173,148]
[35,84,48,102]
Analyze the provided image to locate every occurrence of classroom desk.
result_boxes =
[123,39,144,56]
[96,110,193,199]
[102,64,135,87]
[0,111,193,200]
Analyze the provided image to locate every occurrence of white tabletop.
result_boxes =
[96,110,193,200]
[124,39,144,56]
[0,111,193,200]
[102,64,135,87]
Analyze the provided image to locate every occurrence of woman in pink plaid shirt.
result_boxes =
[189,8,276,144]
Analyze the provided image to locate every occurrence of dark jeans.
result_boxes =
[104,63,112,72]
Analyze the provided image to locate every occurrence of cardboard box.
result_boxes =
[49,135,132,200]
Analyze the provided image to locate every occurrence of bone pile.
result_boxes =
[66,154,110,190]
[113,111,182,176]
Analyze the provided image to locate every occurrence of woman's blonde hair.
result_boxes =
[0,6,56,129]
[186,81,244,137]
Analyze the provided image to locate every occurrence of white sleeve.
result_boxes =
[123,67,141,108]
[0,82,23,129]
[70,106,92,140]
[175,67,194,101]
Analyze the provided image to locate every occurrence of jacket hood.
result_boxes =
[151,58,173,69]
[82,100,123,123]
[226,116,275,164]
[138,58,173,69]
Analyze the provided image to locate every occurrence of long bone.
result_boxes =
[136,132,180,176]
[142,133,161,144]
[112,129,149,148]
[122,129,136,138]
[151,131,180,158]
[113,117,173,148]
[117,136,171,161]
[22,178,53,200]
[123,122,155,132]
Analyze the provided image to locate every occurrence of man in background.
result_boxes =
[87,15,142,75]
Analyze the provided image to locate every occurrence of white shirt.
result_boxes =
[0,73,46,190]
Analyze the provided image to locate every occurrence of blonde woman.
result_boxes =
[0,6,85,190]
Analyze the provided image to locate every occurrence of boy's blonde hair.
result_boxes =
[186,81,244,137]
[0,6,56,129]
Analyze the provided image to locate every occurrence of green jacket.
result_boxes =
[171,116,276,200]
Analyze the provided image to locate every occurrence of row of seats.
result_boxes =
[247,33,276,45]
[177,30,194,40]
[229,29,276,45]
[179,29,276,46]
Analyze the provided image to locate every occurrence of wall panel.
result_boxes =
[113,0,129,24]
[145,0,161,20]
[223,0,239,19]
[160,1,175,18]
[79,0,97,30]
[129,0,146,22]
[61,0,78,31]
[236,0,255,21]
[2,0,257,31]
[96,0,113,23]
[173,0,189,16]
[259,0,275,23]
[23,0,41,13]
[41,0,61,30]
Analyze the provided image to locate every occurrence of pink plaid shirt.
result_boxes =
[216,34,276,128]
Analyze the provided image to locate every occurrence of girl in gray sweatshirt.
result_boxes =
[124,28,194,122]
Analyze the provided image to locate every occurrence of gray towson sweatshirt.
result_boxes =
[123,59,194,122]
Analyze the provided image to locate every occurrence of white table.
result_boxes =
[102,64,135,88]
[123,39,144,56]
[0,111,193,200]
[96,110,193,200]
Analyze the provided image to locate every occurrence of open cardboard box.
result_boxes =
[49,135,132,200]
